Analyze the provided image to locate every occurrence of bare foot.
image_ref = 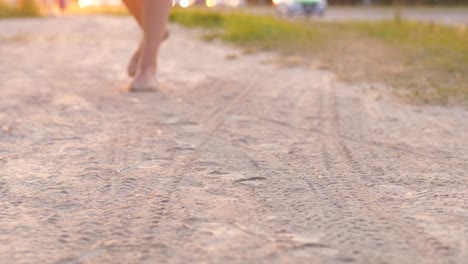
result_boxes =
[129,69,158,92]
[127,30,170,77]
[127,45,142,77]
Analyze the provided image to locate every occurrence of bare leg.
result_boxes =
[129,0,171,91]
[122,0,170,77]
[121,0,143,26]
[121,0,143,77]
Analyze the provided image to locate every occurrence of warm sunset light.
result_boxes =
[272,0,281,5]
[206,0,216,8]
[78,0,122,8]
[179,0,191,8]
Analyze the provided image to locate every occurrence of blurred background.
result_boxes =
[3,0,468,9]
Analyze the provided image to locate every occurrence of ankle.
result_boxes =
[138,64,156,76]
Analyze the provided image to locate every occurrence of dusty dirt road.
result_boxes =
[0,16,467,263]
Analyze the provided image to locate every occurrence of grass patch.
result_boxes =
[170,8,468,105]
[0,0,41,18]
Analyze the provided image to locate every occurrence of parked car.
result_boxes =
[274,0,327,17]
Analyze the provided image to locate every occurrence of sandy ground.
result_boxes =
[0,16,467,263]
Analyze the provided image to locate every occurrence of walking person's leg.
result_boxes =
[122,0,170,78]
[121,0,144,77]
[122,0,143,26]
[130,0,171,91]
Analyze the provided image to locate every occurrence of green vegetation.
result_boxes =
[170,8,468,105]
[0,0,41,18]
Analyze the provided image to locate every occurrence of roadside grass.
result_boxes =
[0,0,41,18]
[170,8,468,105]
